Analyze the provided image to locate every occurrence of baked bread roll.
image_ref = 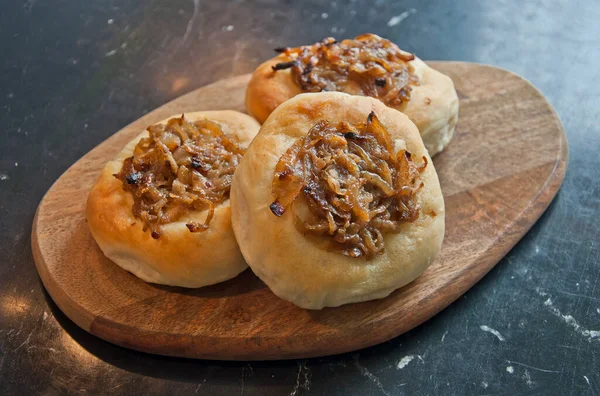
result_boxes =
[87,111,260,287]
[245,33,459,156]
[231,93,445,309]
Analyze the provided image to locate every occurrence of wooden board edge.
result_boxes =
[31,206,95,332]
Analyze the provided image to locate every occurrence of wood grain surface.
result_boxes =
[31,62,567,360]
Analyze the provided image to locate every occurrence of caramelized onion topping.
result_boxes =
[272,33,419,107]
[115,116,244,239]
[270,112,427,258]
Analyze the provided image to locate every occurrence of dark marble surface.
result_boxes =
[1,0,599,394]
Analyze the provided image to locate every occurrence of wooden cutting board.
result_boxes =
[31,62,567,360]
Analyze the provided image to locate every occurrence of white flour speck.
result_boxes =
[397,355,416,369]
[225,25,234,31]
[387,9,416,27]
[43,311,48,320]
[596,308,600,315]
[480,325,506,341]
[481,381,488,389]
[105,50,117,57]
[321,13,328,19]
[14,162,18,167]
[523,370,534,387]
[544,298,600,341]
[506,366,514,374]
[0,173,8,181]
[331,27,337,33]
[107,19,114,24]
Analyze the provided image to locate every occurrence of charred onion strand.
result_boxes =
[272,33,419,106]
[270,112,427,259]
[115,116,244,239]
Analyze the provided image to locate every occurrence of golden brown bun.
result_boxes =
[87,111,260,288]
[231,93,445,309]
[245,54,458,156]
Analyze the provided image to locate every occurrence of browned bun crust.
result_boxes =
[87,111,260,287]
[232,93,445,309]
[245,54,458,156]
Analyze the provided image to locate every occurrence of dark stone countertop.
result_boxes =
[1,0,599,395]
